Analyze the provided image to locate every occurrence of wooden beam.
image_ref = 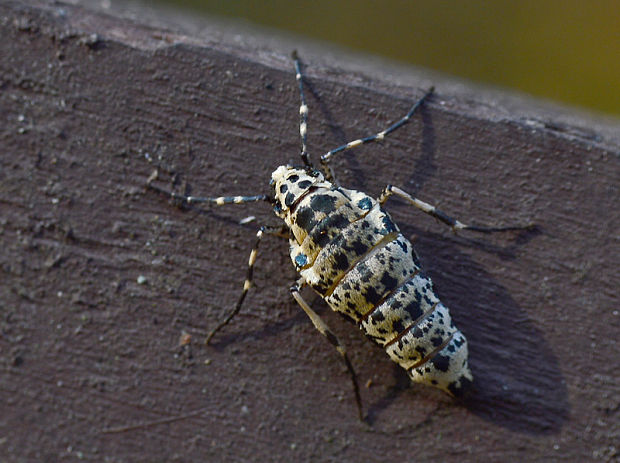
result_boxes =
[1,1,618,461]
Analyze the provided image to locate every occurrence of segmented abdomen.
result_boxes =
[287,185,473,396]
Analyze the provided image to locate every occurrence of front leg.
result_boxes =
[205,225,288,345]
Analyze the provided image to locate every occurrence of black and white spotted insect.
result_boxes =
[147,51,531,420]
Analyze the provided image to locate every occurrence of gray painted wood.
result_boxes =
[1,1,618,461]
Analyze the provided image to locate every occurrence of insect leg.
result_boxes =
[320,87,434,174]
[147,167,270,207]
[290,279,364,421]
[378,184,535,233]
[205,225,288,345]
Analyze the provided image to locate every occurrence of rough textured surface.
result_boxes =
[1,1,618,461]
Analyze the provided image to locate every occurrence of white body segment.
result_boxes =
[271,165,473,396]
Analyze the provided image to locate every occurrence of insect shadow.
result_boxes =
[367,225,566,433]
[298,85,567,433]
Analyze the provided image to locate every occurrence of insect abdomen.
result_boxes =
[287,183,473,396]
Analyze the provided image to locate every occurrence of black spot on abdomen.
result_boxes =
[430,353,450,372]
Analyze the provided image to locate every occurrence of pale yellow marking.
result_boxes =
[292,290,331,338]
[243,279,251,291]
[239,215,256,225]
[411,198,434,213]
[146,169,158,184]
[346,139,363,149]
[215,197,225,205]
[299,104,308,116]
[248,249,258,266]
[376,131,386,141]
[454,220,466,230]
[391,186,434,212]
[300,122,307,137]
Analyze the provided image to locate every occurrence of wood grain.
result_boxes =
[1,1,618,461]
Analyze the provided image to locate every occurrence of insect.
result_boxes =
[147,51,532,420]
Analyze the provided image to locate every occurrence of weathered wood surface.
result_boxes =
[1,1,618,461]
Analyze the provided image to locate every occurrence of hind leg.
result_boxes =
[290,278,364,421]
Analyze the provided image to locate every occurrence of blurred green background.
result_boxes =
[159,0,619,117]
